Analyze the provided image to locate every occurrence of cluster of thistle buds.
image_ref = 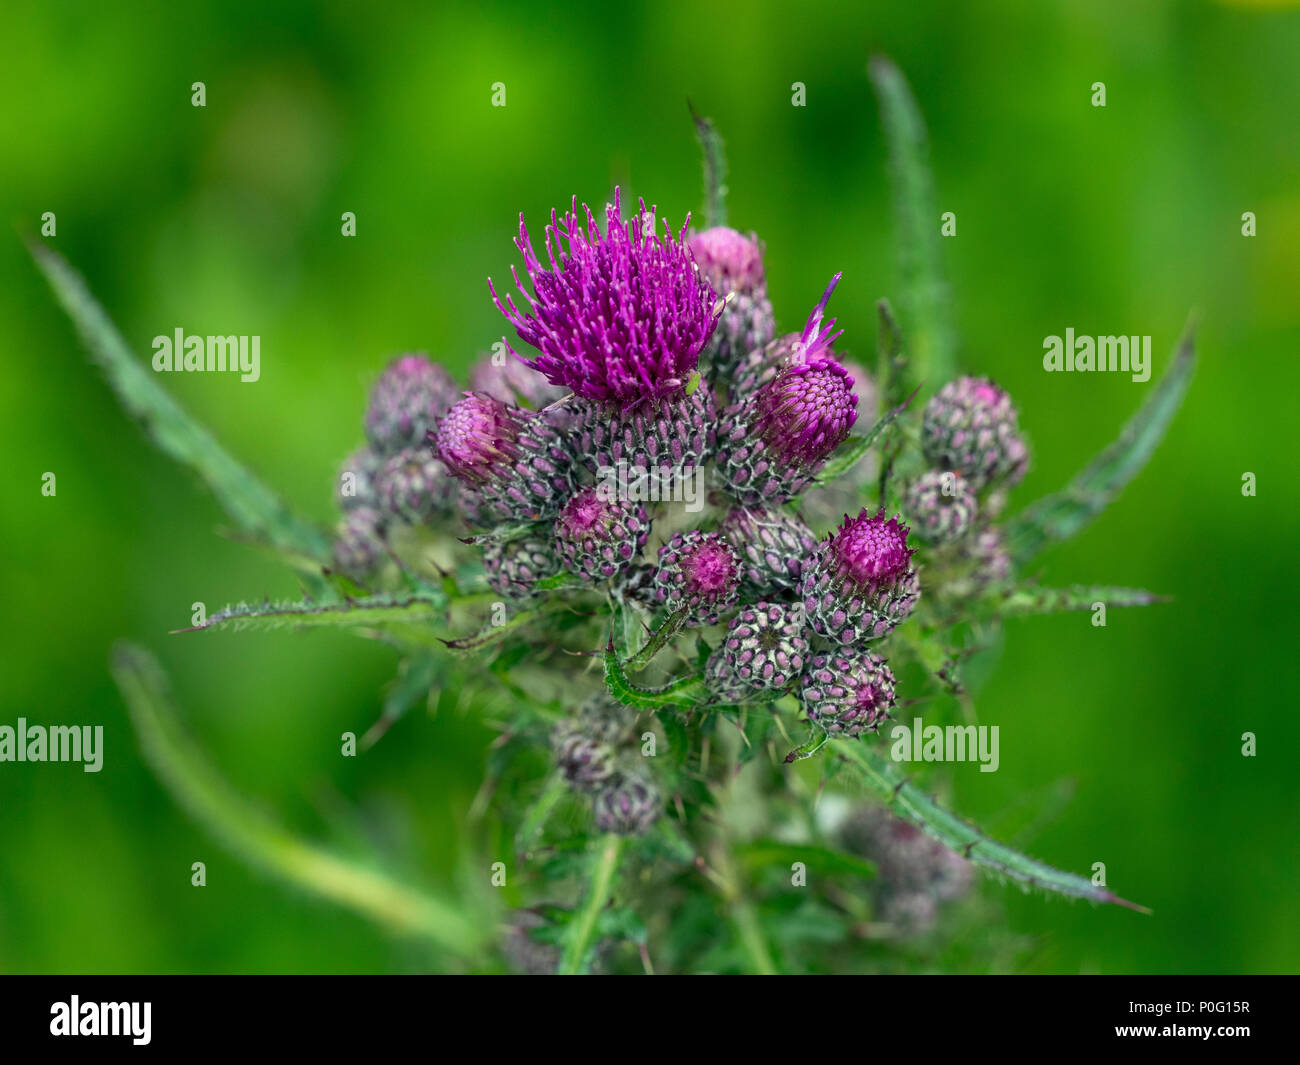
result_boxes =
[328,187,1034,822]
[550,694,660,836]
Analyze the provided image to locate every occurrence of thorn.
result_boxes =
[1104,892,1154,915]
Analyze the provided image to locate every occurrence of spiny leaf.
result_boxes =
[869,56,955,394]
[604,639,709,710]
[992,584,1169,619]
[1005,321,1197,562]
[813,384,921,486]
[176,590,449,636]
[110,642,490,959]
[441,605,541,653]
[689,103,728,229]
[28,239,331,569]
[836,741,1149,911]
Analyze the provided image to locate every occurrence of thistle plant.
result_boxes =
[30,59,1196,974]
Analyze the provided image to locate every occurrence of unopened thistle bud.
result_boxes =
[799,508,920,644]
[719,506,820,598]
[706,603,810,703]
[593,768,661,836]
[903,470,977,545]
[332,505,386,578]
[432,392,574,528]
[374,447,455,524]
[482,533,561,600]
[336,446,381,511]
[554,487,651,583]
[652,530,741,625]
[551,719,619,793]
[687,226,776,382]
[921,376,1029,491]
[364,354,459,453]
[800,649,898,738]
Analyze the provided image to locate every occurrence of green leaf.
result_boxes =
[992,584,1169,619]
[178,589,450,640]
[1005,321,1197,562]
[813,384,920,486]
[836,741,1149,910]
[869,56,955,393]
[110,643,490,959]
[689,103,728,229]
[28,239,331,570]
[603,639,709,710]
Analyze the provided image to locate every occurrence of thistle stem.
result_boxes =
[558,833,624,975]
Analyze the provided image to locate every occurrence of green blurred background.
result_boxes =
[2,0,1297,973]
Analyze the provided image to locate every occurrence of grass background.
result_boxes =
[1,0,1297,972]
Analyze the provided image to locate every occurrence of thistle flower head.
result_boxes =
[687,226,766,296]
[364,354,459,452]
[654,530,741,622]
[921,375,1029,490]
[903,470,977,545]
[431,393,522,485]
[827,507,916,591]
[754,357,858,465]
[554,486,650,582]
[490,189,719,408]
[800,649,898,738]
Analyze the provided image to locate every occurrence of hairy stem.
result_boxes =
[559,833,624,974]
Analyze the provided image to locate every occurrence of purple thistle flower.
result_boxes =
[921,375,1029,491]
[826,508,916,590]
[593,769,661,836]
[489,188,719,408]
[706,602,810,703]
